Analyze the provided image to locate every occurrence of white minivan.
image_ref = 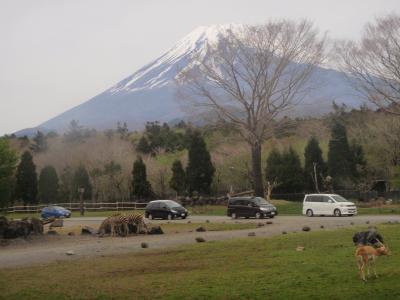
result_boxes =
[302,194,357,217]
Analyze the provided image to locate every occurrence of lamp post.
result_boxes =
[78,187,85,216]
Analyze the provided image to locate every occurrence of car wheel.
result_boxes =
[270,215,275,219]
[182,216,187,219]
[255,212,263,219]
[306,209,314,217]
[334,209,341,217]
[231,212,238,219]
[167,213,173,220]
[148,214,154,220]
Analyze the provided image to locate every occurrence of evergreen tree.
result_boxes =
[186,131,215,195]
[117,122,129,140]
[304,137,326,192]
[169,160,186,195]
[136,136,151,154]
[59,166,74,202]
[280,147,304,193]
[130,157,153,200]
[265,149,283,185]
[73,164,92,200]
[0,138,18,208]
[15,151,38,205]
[350,140,367,180]
[30,131,48,153]
[266,148,305,193]
[38,165,59,203]
[327,121,353,188]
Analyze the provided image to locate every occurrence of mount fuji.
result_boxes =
[17,25,364,136]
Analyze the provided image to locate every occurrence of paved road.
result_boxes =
[1,215,399,269]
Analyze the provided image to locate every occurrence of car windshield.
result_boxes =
[331,195,350,202]
[163,200,181,208]
[253,197,270,205]
[52,206,66,210]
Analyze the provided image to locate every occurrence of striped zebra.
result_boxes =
[125,212,148,234]
[98,214,129,237]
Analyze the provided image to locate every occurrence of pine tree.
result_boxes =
[59,166,74,202]
[186,131,215,195]
[350,140,367,180]
[280,147,304,193]
[30,131,48,153]
[304,137,326,192]
[73,164,92,200]
[130,157,153,200]
[136,136,151,154]
[265,149,283,185]
[38,165,59,203]
[327,121,353,188]
[169,160,186,195]
[15,151,38,205]
[0,138,18,208]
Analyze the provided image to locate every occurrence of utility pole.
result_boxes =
[78,187,85,216]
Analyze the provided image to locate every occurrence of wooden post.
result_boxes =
[78,188,85,216]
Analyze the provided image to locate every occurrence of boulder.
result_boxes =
[257,223,265,227]
[148,226,164,235]
[4,220,31,239]
[66,250,75,255]
[302,226,311,232]
[266,221,273,225]
[320,225,324,229]
[50,219,64,228]
[196,226,206,232]
[81,226,97,235]
[68,232,75,236]
[248,232,256,237]
[195,237,206,243]
[141,242,149,248]
[282,231,287,235]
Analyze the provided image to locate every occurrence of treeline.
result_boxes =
[265,119,366,195]
[0,129,215,208]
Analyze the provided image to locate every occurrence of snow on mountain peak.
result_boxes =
[108,24,243,94]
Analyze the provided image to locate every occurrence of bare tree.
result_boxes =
[177,20,325,196]
[336,14,400,114]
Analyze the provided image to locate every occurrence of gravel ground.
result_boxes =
[0,215,399,269]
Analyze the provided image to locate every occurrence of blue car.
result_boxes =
[41,206,71,219]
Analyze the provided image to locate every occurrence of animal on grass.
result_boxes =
[125,212,148,234]
[355,245,391,281]
[353,228,384,247]
[98,215,129,237]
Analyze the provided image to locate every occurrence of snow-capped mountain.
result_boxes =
[16,25,364,136]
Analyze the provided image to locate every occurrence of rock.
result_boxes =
[81,226,97,235]
[49,219,64,228]
[187,221,191,224]
[366,221,370,224]
[266,221,273,225]
[68,232,75,236]
[66,250,75,255]
[141,242,149,248]
[4,220,31,239]
[195,237,206,243]
[47,230,58,235]
[320,225,324,229]
[148,226,164,235]
[350,222,354,225]
[248,232,256,237]
[302,226,311,232]
[296,246,305,251]
[257,223,265,227]
[196,226,206,232]
[282,231,287,235]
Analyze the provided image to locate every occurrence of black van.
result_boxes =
[227,197,277,219]
[145,200,188,220]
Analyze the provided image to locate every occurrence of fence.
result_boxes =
[6,202,148,214]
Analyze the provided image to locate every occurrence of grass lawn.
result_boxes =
[0,224,399,299]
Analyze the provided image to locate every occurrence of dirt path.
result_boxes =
[1,215,399,269]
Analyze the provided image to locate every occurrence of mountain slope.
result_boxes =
[17,25,364,136]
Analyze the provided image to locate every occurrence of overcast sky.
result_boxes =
[0,0,399,135]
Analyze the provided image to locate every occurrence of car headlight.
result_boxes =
[171,210,178,213]
[260,208,269,212]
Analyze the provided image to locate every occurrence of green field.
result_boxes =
[0,224,399,299]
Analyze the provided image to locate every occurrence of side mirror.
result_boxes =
[328,199,333,203]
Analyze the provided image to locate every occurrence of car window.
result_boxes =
[331,195,349,202]
[306,195,319,202]
[321,196,332,203]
